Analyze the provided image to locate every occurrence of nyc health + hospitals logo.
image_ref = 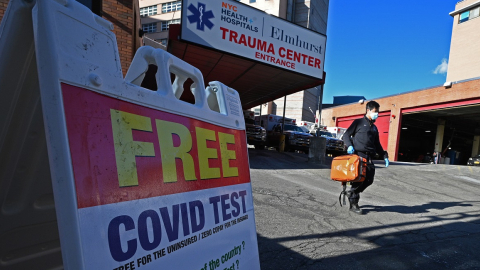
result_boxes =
[187,2,215,31]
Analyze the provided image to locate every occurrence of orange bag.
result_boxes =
[330,154,367,183]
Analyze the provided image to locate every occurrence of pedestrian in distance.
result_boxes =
[342,101,389,215]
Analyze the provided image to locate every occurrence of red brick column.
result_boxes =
[0,0,9,22]
[102,0,141,76]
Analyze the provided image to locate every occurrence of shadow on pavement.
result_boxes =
[248,148,331,170]
[387,162,429,166]
[361,201,477,215]
[257,204,480,269]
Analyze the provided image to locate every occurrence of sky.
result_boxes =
[322,0,459,104]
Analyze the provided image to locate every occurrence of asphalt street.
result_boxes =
[248,148,480,270]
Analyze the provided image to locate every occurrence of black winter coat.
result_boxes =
[343,116,387,158]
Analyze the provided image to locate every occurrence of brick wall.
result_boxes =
[102,0,141,76]
[0,0,8,21]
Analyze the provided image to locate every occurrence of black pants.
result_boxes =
[350,152,375,198]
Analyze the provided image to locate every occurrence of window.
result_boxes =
[249,0,256,2]
[470,7,480,19]
[140,5,157,17]
[460,11,470,23]
[158,39,168,46]
[142,23,157,33]
[162,1,181,13]
[459,6,480,23]
[161,19,180,31]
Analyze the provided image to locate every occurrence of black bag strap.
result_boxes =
[339,182,347,207]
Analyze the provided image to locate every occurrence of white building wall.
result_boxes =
[236,0,286,17]
[139,0,182,44]
[446,0,480,82]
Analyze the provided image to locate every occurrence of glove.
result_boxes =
[384,158,389,168]
[347,146,354,154]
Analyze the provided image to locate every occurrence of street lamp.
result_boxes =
[314,85,323,126]
[308,107,315,119]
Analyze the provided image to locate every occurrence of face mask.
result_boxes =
[370,112,379,120]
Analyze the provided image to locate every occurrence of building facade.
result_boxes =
[139,0,181,47]
[446,0,480,82]
[320,0,480,164]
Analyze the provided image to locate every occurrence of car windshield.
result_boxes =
[284,125,305,133]
[299,126,309,133]
[318,131,334,138]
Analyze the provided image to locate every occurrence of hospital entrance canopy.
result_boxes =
[165,0,326,109]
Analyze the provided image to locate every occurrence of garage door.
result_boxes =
[337,111,390,151]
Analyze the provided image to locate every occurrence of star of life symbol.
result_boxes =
[187,2,214,31]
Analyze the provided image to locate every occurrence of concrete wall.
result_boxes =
[302,87,320,122]
[319,78,480,160]
[269,86,321,123]
[274,91,306,122]
[294,0,328,35]
[271,87,319,123]
[446,0,480,82]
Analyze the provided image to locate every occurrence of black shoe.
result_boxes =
[349,202,363,215]
[349,197,364,215]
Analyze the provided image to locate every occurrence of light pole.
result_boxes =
[315,85,324,126]
[308,107,316,120]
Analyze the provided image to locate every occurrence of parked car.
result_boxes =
[243,111,266,149]
[315,130,346,155]
[467,154,480,166]
[245,117,267,149]
[266,124,312,153]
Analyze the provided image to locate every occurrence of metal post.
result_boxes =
[278,96,287,152]
[282,96,287,131]
[316,85,324,125]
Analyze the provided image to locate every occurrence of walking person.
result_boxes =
[343,101,389,214]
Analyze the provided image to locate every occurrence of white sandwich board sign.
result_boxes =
[0,0,261,269]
